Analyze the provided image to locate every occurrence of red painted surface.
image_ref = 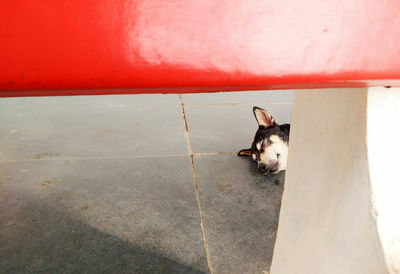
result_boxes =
[1,0,400,97]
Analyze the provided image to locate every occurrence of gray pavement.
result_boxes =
[0,90,293,274]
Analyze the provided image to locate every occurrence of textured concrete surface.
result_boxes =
[272,88,400,274]
[0,95,187,160]
[0,157,207,273]
[195,155,284,273]
[0,90,292,273]
[184,103,292,153]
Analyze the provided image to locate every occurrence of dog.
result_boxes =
[238,106,290,174]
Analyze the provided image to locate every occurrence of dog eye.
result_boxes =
[277,153,281,158]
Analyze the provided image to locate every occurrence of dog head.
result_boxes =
[238,106,290,174]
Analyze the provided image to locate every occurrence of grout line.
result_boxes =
[178,95,190,133]
[179,94,214,274]
[189,154,214,274]
[195,152,236,156]
[0,152,238,164]
[0,154,188,163]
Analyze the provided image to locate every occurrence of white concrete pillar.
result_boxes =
[270,88,400,274]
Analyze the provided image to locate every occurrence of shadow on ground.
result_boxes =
[0,193,205,274]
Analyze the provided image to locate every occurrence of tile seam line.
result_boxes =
[0,154,188,163]
[0,152,238,163]
[179,94,214,274]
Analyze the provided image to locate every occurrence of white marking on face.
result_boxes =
[252,153,257,161]
[270,135,281,143]
[256,142,262,150]
[258,135,289,173]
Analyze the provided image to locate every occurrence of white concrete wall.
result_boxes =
[270,88,400,274]
[367,87,400,273]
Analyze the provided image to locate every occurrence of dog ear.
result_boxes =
[253,106,275,127]
[238,148,252,157]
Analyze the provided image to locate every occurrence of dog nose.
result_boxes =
[259,163,279,174]
[259,163,268,173]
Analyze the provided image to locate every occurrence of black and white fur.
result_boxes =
[238,106,290,174]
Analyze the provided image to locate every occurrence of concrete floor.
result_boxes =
[0,91,293,274]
